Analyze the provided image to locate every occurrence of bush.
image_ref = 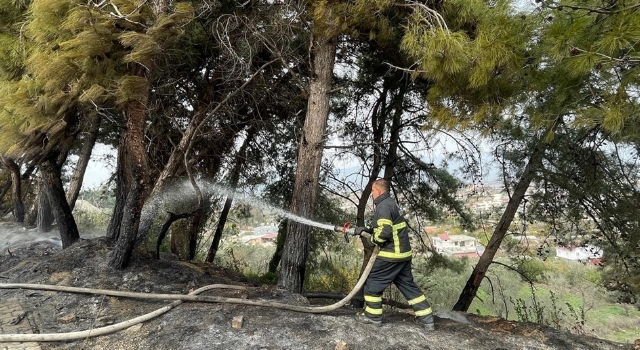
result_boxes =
[73,207,110,232]
[514,257,551,283]
[413,254,471,310]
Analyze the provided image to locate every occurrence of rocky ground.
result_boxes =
[0,223,636,350]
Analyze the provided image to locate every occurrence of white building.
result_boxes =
[556,245,603,263]
[431,234,483,258]
[254,224,278,235]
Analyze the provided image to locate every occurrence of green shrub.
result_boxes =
[514,257,551,283]
[73,208,110,232]
[413,255,472,310]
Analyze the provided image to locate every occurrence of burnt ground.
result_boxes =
[0,230,635,350]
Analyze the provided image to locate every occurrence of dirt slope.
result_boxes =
[0,233,634,350]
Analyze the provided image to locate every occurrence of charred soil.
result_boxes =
[0,231,635,350]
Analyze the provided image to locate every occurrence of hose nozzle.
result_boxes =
[335,222,354,242]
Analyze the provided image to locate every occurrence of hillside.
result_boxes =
[0,227,635,350]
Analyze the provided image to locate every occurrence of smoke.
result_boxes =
[0,222,105,254]
[0,224,62,253]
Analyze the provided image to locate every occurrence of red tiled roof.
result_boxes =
[438,234,450,241]
[262,233,278,239]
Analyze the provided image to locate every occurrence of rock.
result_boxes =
[232,315,243,329]
[58,313,76,324]
[95,315,116,327]
[335,340,349,350]
[125,324,143,333]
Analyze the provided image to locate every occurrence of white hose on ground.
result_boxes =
[0,284,237,342]
[0,247,378,342]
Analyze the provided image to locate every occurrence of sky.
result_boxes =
[78,143,115,190]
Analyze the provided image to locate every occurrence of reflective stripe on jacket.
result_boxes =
[370,192,412,261]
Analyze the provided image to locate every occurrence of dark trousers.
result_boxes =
[363,259,433,322]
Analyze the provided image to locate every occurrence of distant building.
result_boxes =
[431,234,483,258]
[242,224,279,245]
[254,224,278,235]
[244,233,278,245]
[556,245,603,264]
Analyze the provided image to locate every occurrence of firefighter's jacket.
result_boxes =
[370,191,412,262]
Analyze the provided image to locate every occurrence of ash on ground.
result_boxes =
[0,223,634,350]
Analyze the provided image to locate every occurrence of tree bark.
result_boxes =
[1,157,24,223]
[108,66,150,269]
[25,199,37,228]
[66,114,101,211]
[0,177,11,207]
[268,222,287,274]
[277,36,336,293]
[452,145,545,311]
[19,165,37,225]
[106,135,126,241]
[186,199,202,261]
[40,156,80,248]
[36,175,54,233]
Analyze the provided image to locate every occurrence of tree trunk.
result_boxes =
[108,66,150,269]
[137,110,207,245]
[452,145,545,311]
[353,81,409,307]
[382,82,406,181]
[40,156,80,248]
[36,175,54,232]
[137,58,277,246]
[1,157,24,223]
[106,135,126,241]
[268,222,287,274]
[66,114,101,211]
[19,164,37,226]
[25,199,37,228]
[0,177,11,206]
[205,197,232,263]
[277,36,336,293]
[187,207,202,260]
[155,210,194,259]
[205,128,254,263]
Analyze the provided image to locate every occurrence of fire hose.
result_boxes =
[0,226,376,342]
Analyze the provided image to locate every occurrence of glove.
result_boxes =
[352,227,370,236]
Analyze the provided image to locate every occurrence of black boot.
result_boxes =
[417,315,435,331]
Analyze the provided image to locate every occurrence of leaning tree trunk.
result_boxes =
[137,109,207,245]
[1,157,24,223]
[40,155,80,248]
[108,66,150,269]
[66,114,101,211]
[277,36,336,293]
[205,128,254,263]
[268,222,288,274]
[452,144,545,311]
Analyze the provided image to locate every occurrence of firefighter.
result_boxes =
[351,178,435,330]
